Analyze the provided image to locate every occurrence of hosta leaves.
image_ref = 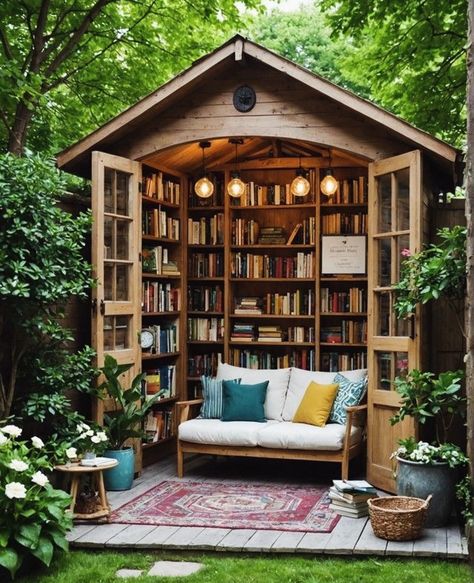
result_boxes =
[15,524,41,550]
[0,548,21,578]
[30,536,54,567]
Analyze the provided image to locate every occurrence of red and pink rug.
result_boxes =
[111,480,339,533]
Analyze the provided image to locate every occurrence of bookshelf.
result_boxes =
[140,167,185,462]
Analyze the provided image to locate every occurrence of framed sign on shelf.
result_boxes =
[321,235,366,275]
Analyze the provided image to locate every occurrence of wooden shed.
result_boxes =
[57,35,462,492]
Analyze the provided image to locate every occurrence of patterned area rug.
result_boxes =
[111,480,339,533]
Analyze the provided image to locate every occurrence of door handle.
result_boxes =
[408,314,415,339]
[100,299,105,316]
[91,298,97,313]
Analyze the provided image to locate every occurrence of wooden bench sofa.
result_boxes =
[176,363,367,480]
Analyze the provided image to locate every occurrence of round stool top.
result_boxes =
[54,459,118,473]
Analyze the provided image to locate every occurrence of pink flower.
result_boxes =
[401,248,411,257]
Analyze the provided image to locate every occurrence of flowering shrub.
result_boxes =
[71,422,108,456]
[393,437,468,469]
[0,424,72,579]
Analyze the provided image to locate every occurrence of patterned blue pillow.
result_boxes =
[199,376,241,419]
[329,373,367,425]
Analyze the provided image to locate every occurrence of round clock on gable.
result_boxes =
[233,85,256,113]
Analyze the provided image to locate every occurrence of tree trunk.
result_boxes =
[7,102,34,155]
[466,0,474,559]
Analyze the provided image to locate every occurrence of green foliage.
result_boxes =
[98,355,161,450]
[247,4,370,97]
[0,425,72,579]
[456,473,473,526]
[320,0,467,146]
[0,153,93,418]
[393,226,467,320]
[0,0,262,154]
[395,437,468,468]
[390,369,465,444]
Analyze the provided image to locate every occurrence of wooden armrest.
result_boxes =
[345,404,368,413]
[176,399,203,424]
[176,399,203,408]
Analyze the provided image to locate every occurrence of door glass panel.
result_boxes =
[395,315,410,336]
[377,292,391,335]
[379,238,391,286]
[378,174,392,232]
[104,264,114,301]
[116,219,129,260]
[103,316,130,350]
[104,316,114,351]
[116,264,129,301]
[104,216,113,259]
[104,168,114,213]
[377,351,409,391]
[395,168,410,231]
[397,234,410,281]
[116,171,129,216]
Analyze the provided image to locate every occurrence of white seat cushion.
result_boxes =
[282,367,367,421]
[179,418,277,447]
[256,421,362,451]
[216,362,291,421]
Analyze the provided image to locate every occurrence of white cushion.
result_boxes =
[281,367,367,421]
[179,418,277,447]
[257,421,362,451]
[216,362,291,420]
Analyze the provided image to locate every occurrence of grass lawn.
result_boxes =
[15,551,471,582]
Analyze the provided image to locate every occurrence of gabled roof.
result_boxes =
[57,34,459,175]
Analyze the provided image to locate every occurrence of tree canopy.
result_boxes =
[0,0,261,155]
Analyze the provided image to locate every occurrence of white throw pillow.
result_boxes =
[216,362,291,420]
[281,367,367,421]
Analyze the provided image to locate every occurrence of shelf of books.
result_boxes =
[226,167,318,372]
[186,173,225,399]
[141,166,184,461]
[318,168,368,372]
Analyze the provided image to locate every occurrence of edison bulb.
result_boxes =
[290,175,310,197]
[321,172,338,197]
[227,177,246,198]
[194,177,214,199]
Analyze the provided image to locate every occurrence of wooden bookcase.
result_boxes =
[138,161,368,461]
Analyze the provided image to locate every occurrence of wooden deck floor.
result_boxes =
[67,455,469,559]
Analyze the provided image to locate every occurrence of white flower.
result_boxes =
[86,430,94,437]
[5,482,27,499]
[66,447,77,460]
[91,435,101,444]
[31,436,44,449]
[97,432,108,442]
[78,433,88,440]
[0,433,8,446]
[80,423,90,431]
[2,425,22,438]
[9,459,29,472]
[31,471,49,487]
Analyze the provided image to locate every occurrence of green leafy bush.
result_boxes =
[0,424,72,579]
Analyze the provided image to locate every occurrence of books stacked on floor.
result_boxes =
[257,325,283,342]
[234,297,263,315]
[230,323,255,342]
[257,226,286,245]
[329,480,378,518]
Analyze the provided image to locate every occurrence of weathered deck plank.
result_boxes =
[296,532,330,553]
[271,531,306,552]
[105,524,157,547]
[74,524,128,547]
[215,529,257,551]
[186,528,231,550]
[135,526,180,548]
[353,521,387,556]
[162,526,205,549]
[324,516,367,554]
[243,530,282,552]
[413,527,447,557]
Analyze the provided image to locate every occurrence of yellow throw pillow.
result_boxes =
[293,381,339,427]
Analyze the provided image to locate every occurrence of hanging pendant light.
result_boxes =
[290,156,310,197]
[194,141,214,199]
[227,138,245,198]
[320,150,338,198]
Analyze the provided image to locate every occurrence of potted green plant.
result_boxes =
[98,355,160,491]
[390,369,468,527]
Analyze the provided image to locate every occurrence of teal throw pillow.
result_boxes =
[199,376,241,419]
[221,380,269,422]
[329,373,368,425]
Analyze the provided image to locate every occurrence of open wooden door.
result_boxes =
[367,151,422,492]
[91,151,142,469]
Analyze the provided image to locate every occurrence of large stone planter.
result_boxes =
[396,456,456,527]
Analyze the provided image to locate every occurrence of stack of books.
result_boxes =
[329,480,377,518]
[257,325,283,342]
[234,297,263,315]
[258,226,286,245]
[230,323,255,342]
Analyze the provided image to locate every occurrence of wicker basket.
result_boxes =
[368,495,432,541]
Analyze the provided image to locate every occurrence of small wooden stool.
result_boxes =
[54,460,118,521]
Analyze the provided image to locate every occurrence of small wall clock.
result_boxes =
[233,85,256,113]
[140,328,154,351]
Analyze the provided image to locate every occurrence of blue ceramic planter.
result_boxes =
[103,447,135,491]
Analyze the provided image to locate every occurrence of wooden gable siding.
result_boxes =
[114,61,415,165]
